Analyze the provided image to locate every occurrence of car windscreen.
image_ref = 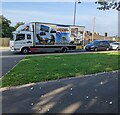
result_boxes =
[112,43,119,45]
[92,41,99,45]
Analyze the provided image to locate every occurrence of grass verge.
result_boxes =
[1,52,120,87]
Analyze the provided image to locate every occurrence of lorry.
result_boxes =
[10,22,85,54]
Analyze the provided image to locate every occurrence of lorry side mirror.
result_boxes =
[10,34,14,41]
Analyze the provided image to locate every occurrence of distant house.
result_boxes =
[93,33,113,41]
[84,31,117,45]
[117,37,120,42]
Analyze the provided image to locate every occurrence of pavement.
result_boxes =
[1,71,119,113]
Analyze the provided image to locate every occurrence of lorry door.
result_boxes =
[14,33,26,50]
[25,32,33,46]
[14,32,33,50]
[97,41,105,50]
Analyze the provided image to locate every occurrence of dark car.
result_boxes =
[85,40,111,51]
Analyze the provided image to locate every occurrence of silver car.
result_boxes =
[110,42,120,50]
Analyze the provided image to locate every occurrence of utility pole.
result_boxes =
[92,16,95,41]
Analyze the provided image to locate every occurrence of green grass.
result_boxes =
[1,52,120,87]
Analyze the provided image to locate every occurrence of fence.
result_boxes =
[0,38,10,47]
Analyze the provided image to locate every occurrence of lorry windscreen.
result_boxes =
[15,34,25,41]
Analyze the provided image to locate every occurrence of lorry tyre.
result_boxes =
[61,48,67,53]
[22,47,29,54]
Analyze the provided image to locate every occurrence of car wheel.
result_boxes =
[106,47,109,51]
[116,47,119,50]
[22,47,29,54]
[94,48,98,51]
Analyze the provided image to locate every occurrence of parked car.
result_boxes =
[110,42,120,50]
[85,40,111,51]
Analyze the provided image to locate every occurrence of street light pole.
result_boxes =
[73,0,81,26]
[73,0,77,26]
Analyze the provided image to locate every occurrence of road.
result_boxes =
[1,71,118,113]
[1,50,25,77]
[1,49,118,77]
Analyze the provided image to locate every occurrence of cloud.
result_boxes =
[2,8,118,36]
[2,0,97,2]
[95,16,118,36]
[76,14,117,36]
[3,9,73,25]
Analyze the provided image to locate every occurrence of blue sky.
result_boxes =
[2,2,118,36]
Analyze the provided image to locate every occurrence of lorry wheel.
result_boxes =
[22,48,29,54]
[61,48,67,53]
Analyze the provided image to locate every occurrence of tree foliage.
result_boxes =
[95,0,120,11]
[0,16,25,38]
[14,22,25,30]
[0,15,15,38]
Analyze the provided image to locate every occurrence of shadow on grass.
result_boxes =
[2,71,118,113]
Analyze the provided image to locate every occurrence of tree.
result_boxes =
[0,15,15,38]
[95,0,120,11]
[14,22,25,30]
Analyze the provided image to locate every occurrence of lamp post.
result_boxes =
[73,0,81,26]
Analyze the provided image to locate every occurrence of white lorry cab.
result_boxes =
[10,22,85,54]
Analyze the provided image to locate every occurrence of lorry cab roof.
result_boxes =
[16,23,31,32]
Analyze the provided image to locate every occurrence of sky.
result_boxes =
[1,1,118,36]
